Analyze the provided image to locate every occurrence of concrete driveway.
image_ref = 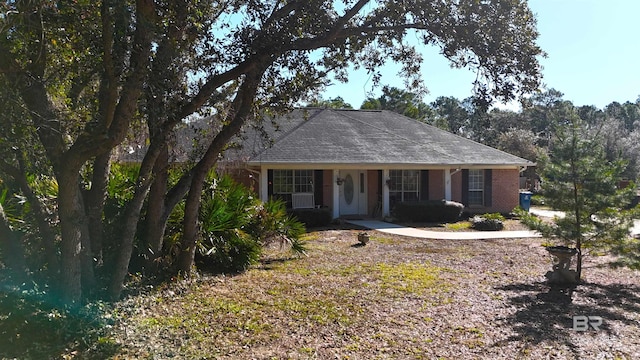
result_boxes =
[346,220,540,240]
[530,207,640,237]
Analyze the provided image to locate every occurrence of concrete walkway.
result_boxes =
[346,220,540,240]
[347,207,640,240]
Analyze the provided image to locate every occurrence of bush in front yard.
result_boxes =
[392,200,464,223]
[197,176,306,273]
[471,213,505,231]
[288,207,332,228]
[531,194,545,206]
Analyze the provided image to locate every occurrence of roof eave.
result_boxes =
[245,161,535,170]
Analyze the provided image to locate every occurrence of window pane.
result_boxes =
[469,169,484,191]
[294,170,313,193]
[403,192,419,202]
[389,170,403,191]
[273,170,293,193]
[403,170,419,191]
[468,190,483,206]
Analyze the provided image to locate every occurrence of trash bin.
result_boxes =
[519,191,532,211]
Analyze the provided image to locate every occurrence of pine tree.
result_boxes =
[520,114,638,283]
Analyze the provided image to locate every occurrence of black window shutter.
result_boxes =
[461,169,469,206]
[484,169,492,207]
[267,170,273,198]
[314,170,323,206]
[420,170,429,201]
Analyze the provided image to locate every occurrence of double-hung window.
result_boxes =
[468,169,484,206]
[273,170,313,194]
[389,170,420,207]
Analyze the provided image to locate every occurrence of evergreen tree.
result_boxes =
[360,86,434,122]
[520,114,639,283]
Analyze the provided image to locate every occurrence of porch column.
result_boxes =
[332,169,340,219]
[382,169,390,217]
[444,168,452,201]
[260,166,269,202]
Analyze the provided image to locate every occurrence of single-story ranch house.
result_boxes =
[225,108,534,219]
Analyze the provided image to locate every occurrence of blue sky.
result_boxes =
[321,0,640,110]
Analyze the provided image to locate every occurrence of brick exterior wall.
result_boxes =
[490,168,520,213]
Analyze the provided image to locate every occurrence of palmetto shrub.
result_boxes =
[196,175,306,273]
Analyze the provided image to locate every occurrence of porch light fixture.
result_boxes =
[385,178,393,187]
[336,177,345,186]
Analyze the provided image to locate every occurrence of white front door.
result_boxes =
[339,170,367,216]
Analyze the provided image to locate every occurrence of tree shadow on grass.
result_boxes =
[493,280,640,358]
[0,288,119,359]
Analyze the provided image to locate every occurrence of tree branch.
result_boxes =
[63,0,156,168]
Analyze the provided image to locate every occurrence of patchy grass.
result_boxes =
[370,234,401,245]
[373,261,450,296]
[445,220,473,231]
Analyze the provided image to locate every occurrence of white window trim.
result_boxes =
[389,170,420,202]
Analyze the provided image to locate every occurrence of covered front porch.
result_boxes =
[255,166,476,219]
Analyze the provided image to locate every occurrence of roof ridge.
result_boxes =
[336,110,459,162]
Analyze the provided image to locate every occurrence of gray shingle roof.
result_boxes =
[226,108,324,162]
[244,109,533,167]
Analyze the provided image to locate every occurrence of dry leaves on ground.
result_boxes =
[110,227,640,359]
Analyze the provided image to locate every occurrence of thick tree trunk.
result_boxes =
[77,187,96,293]
[107,180,154,300]
[57,172,84,305]
[141,164,196,274]
[143,145,169,270]
[142,165,195,274]
[108,140,167,300]
[175,171,207,274]
[85,152,112,266]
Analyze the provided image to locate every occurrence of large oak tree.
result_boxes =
[0,0,543,304]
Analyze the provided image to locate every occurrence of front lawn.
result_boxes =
[108,230,640,359]
[3,229,639,359]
